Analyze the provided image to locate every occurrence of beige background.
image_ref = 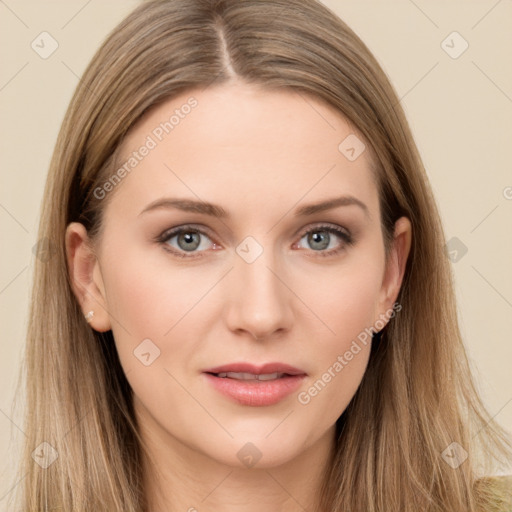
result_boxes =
[1,0,511,505]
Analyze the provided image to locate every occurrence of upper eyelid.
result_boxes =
[158,223,216,242]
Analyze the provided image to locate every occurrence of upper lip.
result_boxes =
[203,362,307,376]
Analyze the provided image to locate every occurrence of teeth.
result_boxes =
[216,372,285,381]
[256,373,282,381]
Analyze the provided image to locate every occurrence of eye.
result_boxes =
[294,224,353,257]
[156,224,218,258]
[156,223,354,259]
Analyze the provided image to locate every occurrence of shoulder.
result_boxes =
[475,475,512,512]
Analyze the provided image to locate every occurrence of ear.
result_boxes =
[65,222,111,332]
[376,216,412,320]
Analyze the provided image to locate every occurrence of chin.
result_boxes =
[204,430,308,470]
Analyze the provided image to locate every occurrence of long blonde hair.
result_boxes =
[12,0,512,510]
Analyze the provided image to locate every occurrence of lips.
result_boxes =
[204,362,306,377]
[203,362,307,406]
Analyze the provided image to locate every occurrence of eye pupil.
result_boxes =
[308,231,330,250]
[178,231,200,251]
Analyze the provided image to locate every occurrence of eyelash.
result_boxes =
[155,223,354,259]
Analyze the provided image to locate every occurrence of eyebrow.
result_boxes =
[139,195,370,220]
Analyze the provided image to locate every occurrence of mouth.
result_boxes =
[202,363,307,406]
[211,371,295,381]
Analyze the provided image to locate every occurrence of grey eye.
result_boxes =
[306,231,331,251]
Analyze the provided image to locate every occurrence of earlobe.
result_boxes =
[65,222,112,332]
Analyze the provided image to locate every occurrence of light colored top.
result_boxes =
[478,475,512,511]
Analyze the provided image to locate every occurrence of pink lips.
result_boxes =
[203,362,307,407]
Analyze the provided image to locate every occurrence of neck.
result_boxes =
[138,407,335,512]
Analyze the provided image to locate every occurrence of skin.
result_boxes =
[66,81,411,512]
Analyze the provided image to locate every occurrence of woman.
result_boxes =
[14,0,512,510]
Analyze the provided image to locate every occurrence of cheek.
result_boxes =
[99,243,217,378]
[297,251,384,350]
[292,252,383,420]
[100,253,208,428]
[101,242,216,335]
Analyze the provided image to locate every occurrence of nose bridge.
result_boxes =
[226,236,293,339]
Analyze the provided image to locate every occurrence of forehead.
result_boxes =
[106,82,379,222]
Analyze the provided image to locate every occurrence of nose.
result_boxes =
[224,246,295,342]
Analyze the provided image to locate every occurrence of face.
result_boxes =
[66,81,411,470]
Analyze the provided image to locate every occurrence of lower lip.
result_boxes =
[203,373,305,406]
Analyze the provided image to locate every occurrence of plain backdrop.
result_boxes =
[1,0,511,506]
